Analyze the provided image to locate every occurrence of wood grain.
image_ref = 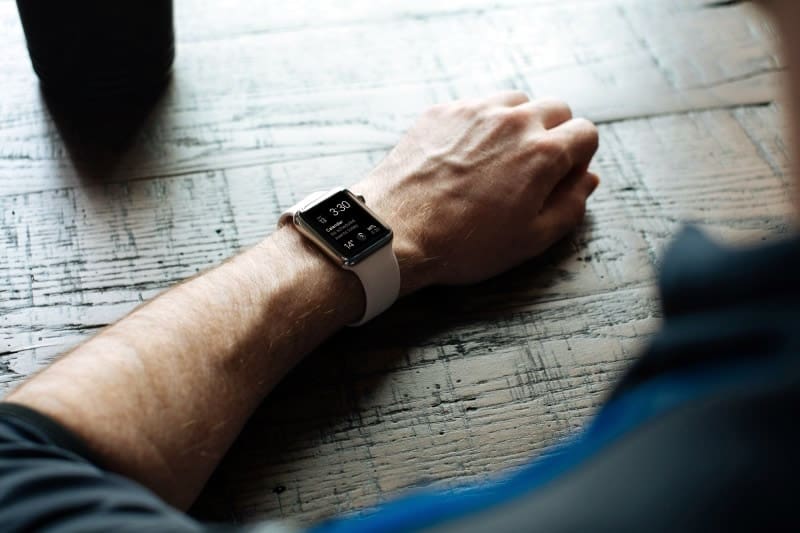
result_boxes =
[0,0,794,527]
[0,1,783,195]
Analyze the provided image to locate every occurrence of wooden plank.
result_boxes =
[173,0,606,42]
[0,1,781,195]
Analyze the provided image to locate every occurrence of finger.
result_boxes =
[518,98,573,129]
[544,169,600,216]
[483,90,530,107]
[549,117,599,171]
[532,170,599,246]
[532,117,599,197]
[527,118,598,202]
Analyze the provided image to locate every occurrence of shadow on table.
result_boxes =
[190,218,595,524]
[39,79,173,185]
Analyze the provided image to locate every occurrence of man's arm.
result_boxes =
[7,226,368,510]
[5,92,599,509]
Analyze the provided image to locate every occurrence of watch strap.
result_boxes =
[349,242,400,326]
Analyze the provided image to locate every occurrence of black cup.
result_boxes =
[16,0,175,104]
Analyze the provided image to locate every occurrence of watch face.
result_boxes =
[298,190,391,264]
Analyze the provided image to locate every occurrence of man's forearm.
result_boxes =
[7,226,364,509]
[4,92,601,513]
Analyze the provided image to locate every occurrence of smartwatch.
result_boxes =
[278,188,400,326]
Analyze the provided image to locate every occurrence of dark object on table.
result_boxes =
[16,0,174,104]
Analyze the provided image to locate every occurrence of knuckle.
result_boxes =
[539,97,571,113]
[504,106,532,126]
[505,90,530,103]
[530,97,573,124]
[532,136,571,169]
[574,118,600,146]
[492,107,530,129]
[530,135,557,156]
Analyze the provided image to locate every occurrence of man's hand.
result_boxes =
[354,91,600,294]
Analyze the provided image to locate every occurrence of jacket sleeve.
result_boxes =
[0,402,211,532]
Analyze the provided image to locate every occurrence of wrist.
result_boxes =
[393,232,432,297]
[351,180,433,298]
[277,183,430,322]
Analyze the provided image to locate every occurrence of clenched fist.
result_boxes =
[353,91,600,295]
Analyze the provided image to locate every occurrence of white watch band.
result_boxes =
[279,189,400,326]
[348,242,400,326]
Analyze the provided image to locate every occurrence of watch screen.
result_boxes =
[300,190,391,262]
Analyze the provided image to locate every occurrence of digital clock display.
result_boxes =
[299,190,391,264]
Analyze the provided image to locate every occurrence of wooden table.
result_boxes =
[0,0,793,526]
